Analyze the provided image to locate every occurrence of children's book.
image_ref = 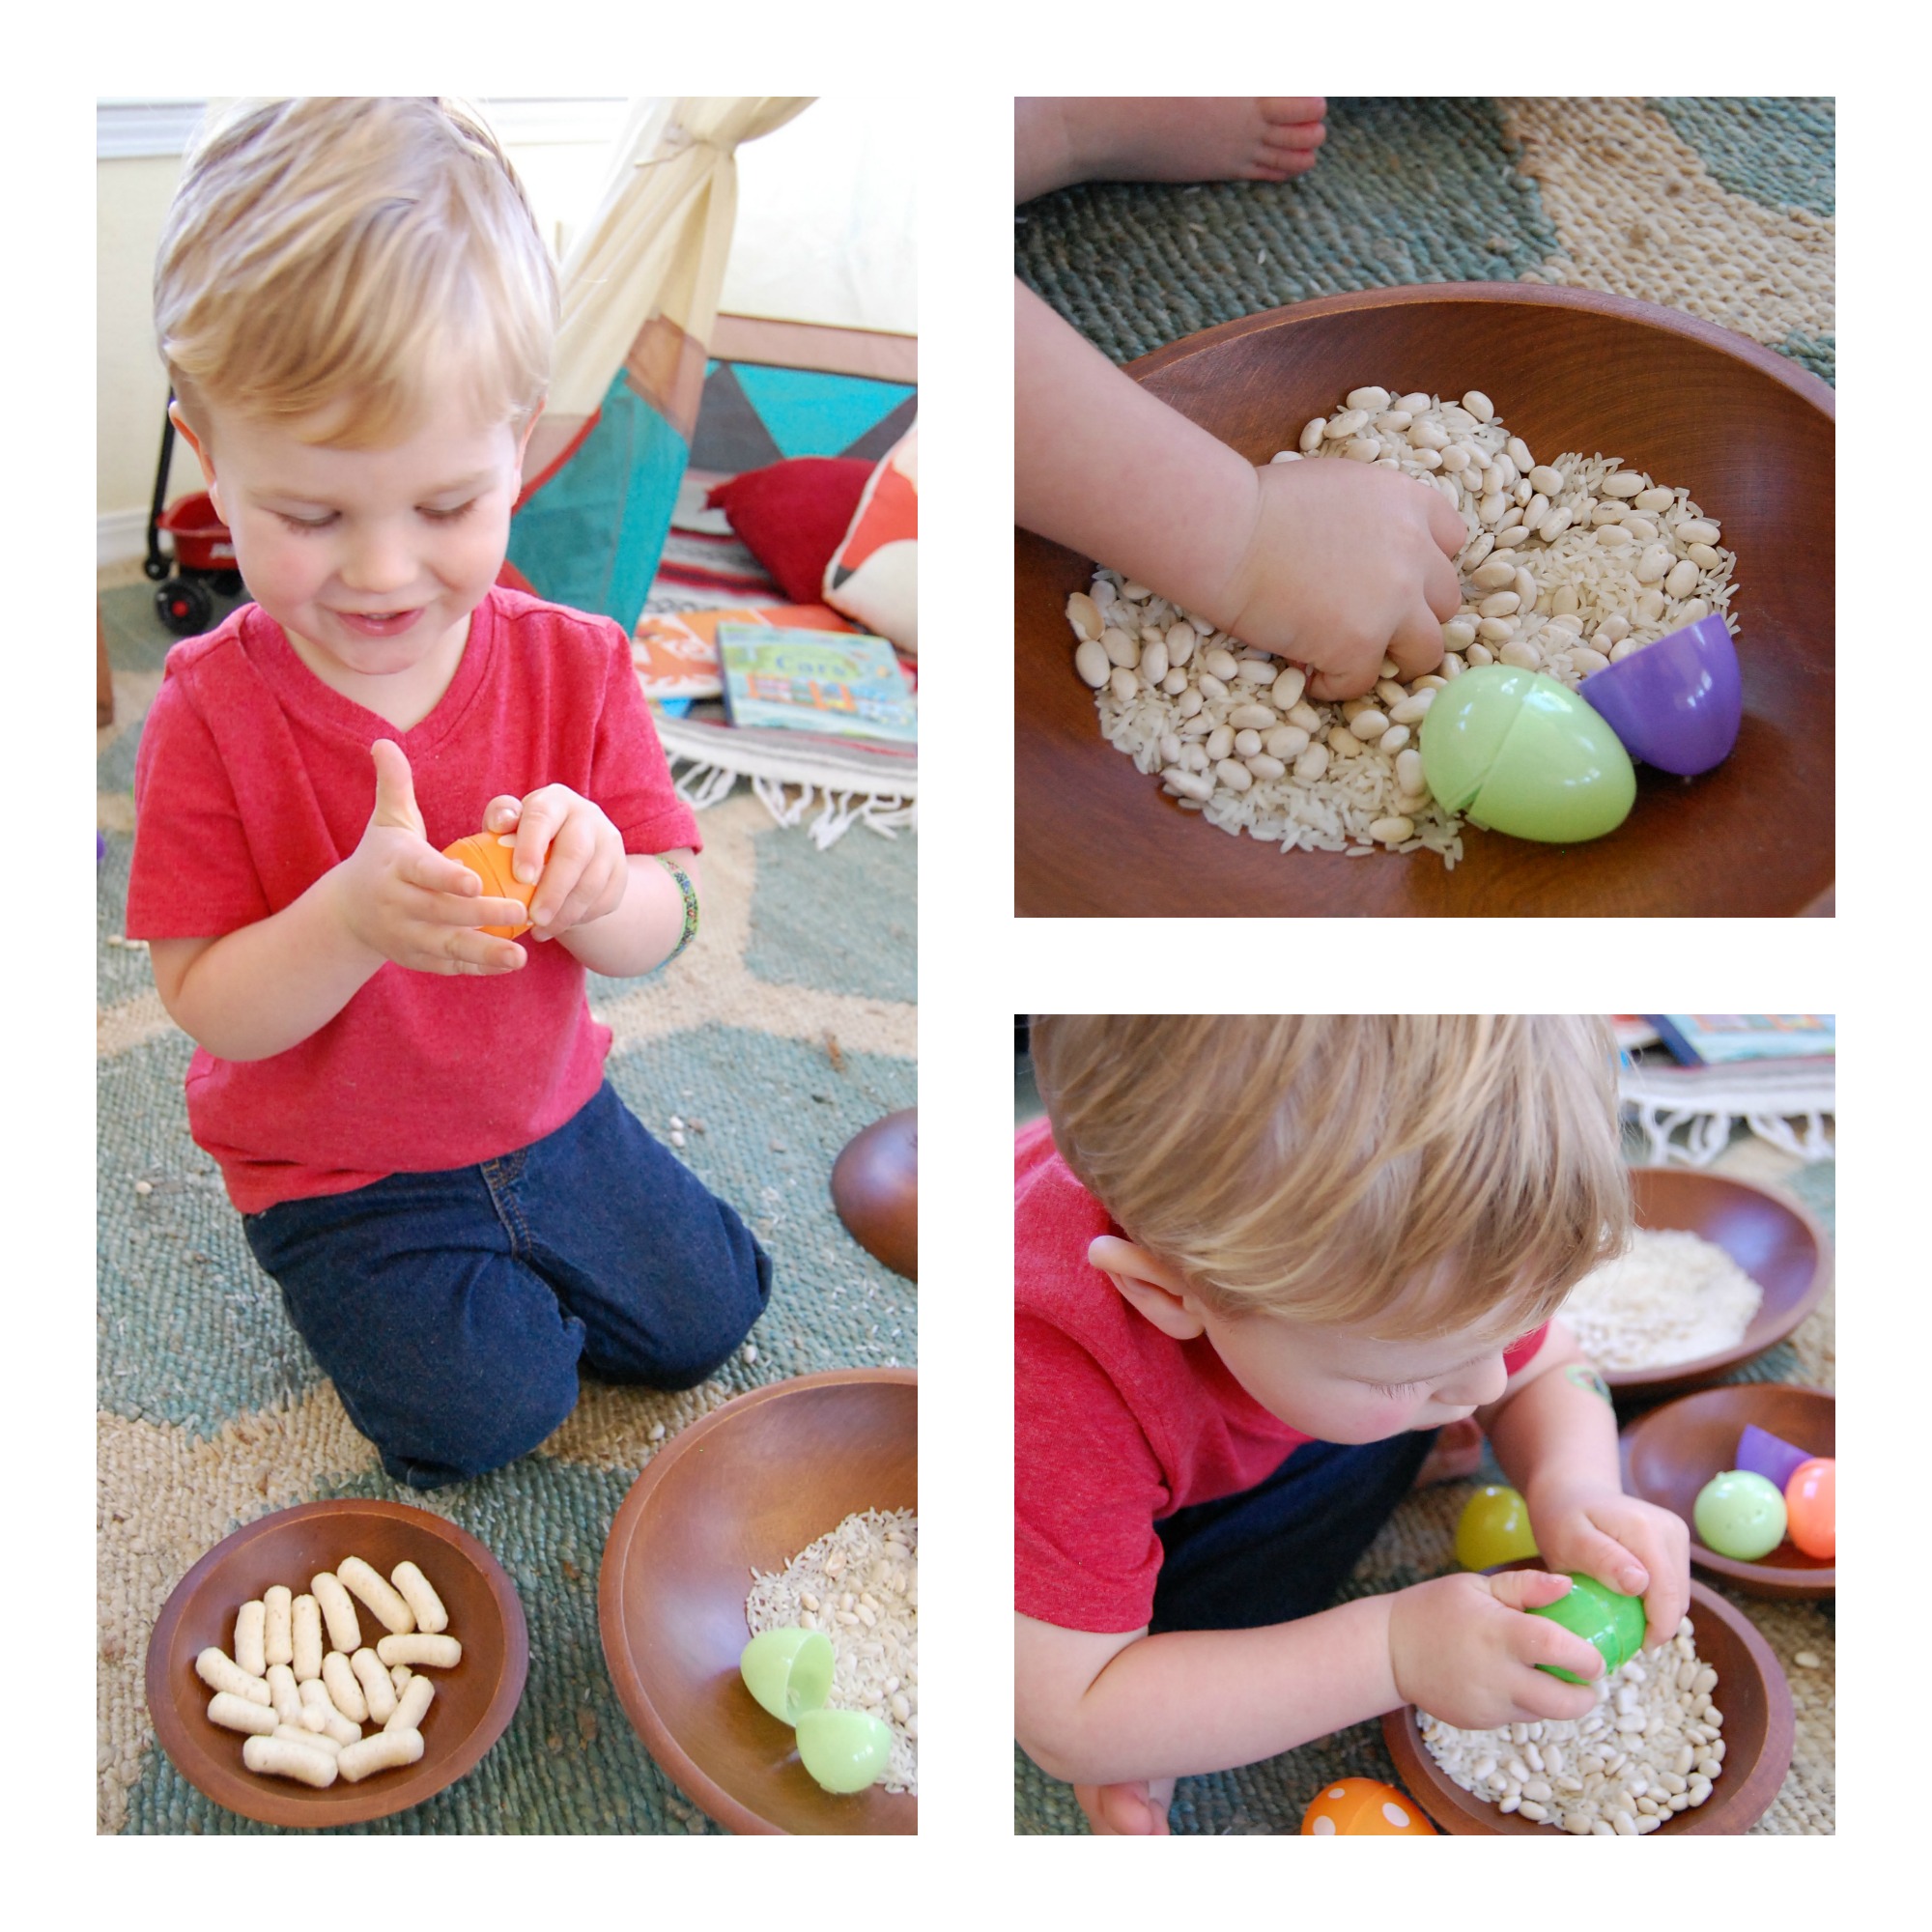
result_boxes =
[716,624,917,743]
[1641,1015,1835,1067]
[631,603,860,703]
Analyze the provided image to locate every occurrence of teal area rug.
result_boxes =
[98,586,916,1833]
[1017,97,1834,386]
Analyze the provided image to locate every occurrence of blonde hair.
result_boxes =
[155,97,558,448]
[1030,1015,1631,1337]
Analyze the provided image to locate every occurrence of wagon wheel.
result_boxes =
[156,575,213,637]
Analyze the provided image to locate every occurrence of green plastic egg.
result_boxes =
[1527,1573,1648,1684]
[1455,1484,1541,1571]
[1693,1468,1788,1560]
[1419,664,1636,842]
[739,1627,835,1724]
[795,1706,895,1794]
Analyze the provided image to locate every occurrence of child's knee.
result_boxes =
[379,1347,582,1488]
[593,1215,772,1389]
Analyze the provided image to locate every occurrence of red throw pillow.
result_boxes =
[706,459,873,605]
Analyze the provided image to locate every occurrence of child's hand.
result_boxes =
[1218,456,1466,701]
[1385,1571,1606,1731]
[481,784,627,940]
[1524,1478,1692,1651]
[335,741,528,975]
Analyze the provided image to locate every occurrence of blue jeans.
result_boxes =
[243,1081,771,1489]
[1150,1430,1438,1634]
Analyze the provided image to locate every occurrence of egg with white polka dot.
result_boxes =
[1301,1776,1437,1834]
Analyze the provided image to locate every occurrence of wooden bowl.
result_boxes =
[831,1108,918,1281]
[145,1498,528,1828]
[1621,1384,1834,1599]
[1015,282,1835,918]
[1383,1573,1793,1833]
[1599,1169,1833,1404]
[598,1368,917,1834]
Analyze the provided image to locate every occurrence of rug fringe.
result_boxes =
[670,756,915,847]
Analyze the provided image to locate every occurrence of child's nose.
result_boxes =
[1441,1354,1509,1406]
[339,523,418,595]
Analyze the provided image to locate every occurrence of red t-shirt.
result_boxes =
[1014,1117,1548,1634]
[127,588,698,1212]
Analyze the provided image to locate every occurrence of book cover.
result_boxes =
[631,604,860,701]
[716,624,917,743]
[1642,1015,1835,1066]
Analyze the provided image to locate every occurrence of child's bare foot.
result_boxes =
[1414,1416,1486,1487]
[1017,98,1326,204]
[1075,1775,1177,1835]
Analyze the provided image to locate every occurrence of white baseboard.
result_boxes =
[100,509,157,569]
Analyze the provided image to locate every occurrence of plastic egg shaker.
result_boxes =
[1578,613,1743,776]
[1692,1469,1788,1561]
[1418,664,1635,842]
[1301,1776,1436,1834]
[1527,1573,1647,1684]
[1455,1485,1540,1572]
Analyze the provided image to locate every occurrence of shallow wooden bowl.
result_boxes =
[1014,282,1835,917]
[599,1368,917,1834]
[1602,1169,1833,1404]
[145,1498,528,1828]
[1621,1384,1834,1599]
[1383,1572,1792,1833]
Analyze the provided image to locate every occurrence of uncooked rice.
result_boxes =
[1561,1227,1763,1369]
[1065,384,1741,866]
[746,1507,918,1794]
[1418,1615,1727,1833]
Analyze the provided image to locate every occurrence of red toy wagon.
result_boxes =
[146,404,246,636]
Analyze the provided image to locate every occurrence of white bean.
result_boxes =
[1107,667,1137,703]
[311,1573,362,1655]
[1369,816,1413,845]
[1676,518,1720,546]
[323,1649,369,1724]
[1293,744,1329,783]
[337,1728,426,1784]
[1202,646,1239,681]
[207,1690,280,1737]
[1101,627,1139,670]
[263,1586,294,1668]
[352,1647,399,1724]
[196,1647,270,1706]
[1299,416,1326,452]
[388,1673,437,1734]
[1664,558,1700,599]
[1074,639,1109,688]
[266,1662,302,1725]
[1245,754,1287,781]
[1205,724,1234,761]
[1065,591,1101,641]
[1160,767,1213,802]
[1349,709,1389,741]
[292,1595,324,1682]
[1603,472,1646,498]
[1462,389,1494,421]
[298,1676,364,1747]
[377,1634,463,1669]
[234,1601,268,1680]
[1264,724,1309,759]
[243,1733,340,1787]
[1214,758,1253,793]
[1166,621,1198,667]
[1140,638,1170,685]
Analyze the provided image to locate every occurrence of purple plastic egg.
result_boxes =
[1737,1423,1812,1492]
[1579,613,1743,776]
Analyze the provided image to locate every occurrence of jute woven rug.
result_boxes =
[97,582,916,1833]
[1016,96,1833,386]
[1011,1107,1835,1836]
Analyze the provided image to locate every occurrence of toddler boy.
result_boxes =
[128,98,769,1489]
[1015,1014,1690,1833]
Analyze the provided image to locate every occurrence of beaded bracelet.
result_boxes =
[653,854,699,961]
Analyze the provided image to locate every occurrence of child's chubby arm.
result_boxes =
[1476,1317,1692,1649]
[479,786,698,979]
[148,740,528,1062]
[1015,1568,1603,1788]
[1015,279,1465,700]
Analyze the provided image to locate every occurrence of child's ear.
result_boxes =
[1088,1235,1207,1341]
[169,401,222,518]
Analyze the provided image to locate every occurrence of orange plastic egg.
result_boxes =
[1301,1776,1436,1835]
[441,831,537,938]
[1784,1456,1834,1560]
